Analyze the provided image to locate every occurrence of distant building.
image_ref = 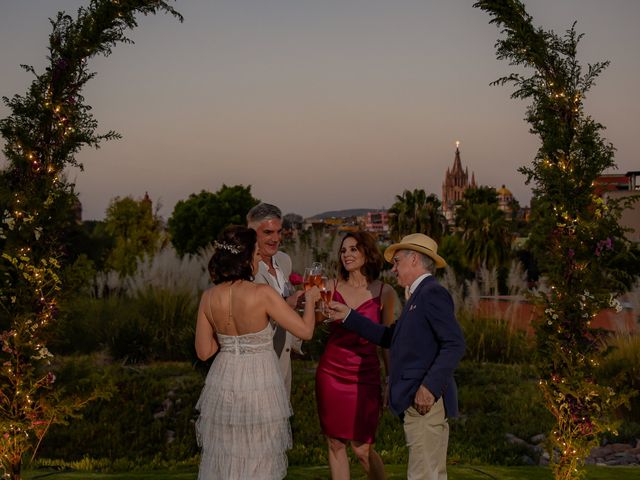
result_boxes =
[496,184,514,215]
[630,171,640,191]
[593,173,630,196]
[364,211,389,234]
[442,142,476,224]
[596,171,640,243]
[142,191,152,213]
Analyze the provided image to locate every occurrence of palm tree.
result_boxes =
[461,185,499,206]
[388,189,446,241]
[455,201,513,272]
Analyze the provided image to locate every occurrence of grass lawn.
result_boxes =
[24,464,639,479]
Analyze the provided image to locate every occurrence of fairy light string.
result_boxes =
[474,1,640,479]
[0,2,182,478]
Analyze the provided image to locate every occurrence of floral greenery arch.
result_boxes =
[0,1,182,478]
[474,1,640,479]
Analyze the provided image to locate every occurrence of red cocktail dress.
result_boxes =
[315,285,384,443]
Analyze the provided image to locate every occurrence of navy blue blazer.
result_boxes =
[343,275,465,418]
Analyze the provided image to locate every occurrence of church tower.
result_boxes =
[442,142,476,224]
[497,184,514,214]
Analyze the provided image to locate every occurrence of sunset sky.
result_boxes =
[1,0,638,220]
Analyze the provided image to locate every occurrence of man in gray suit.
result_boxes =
[247,203,303,396]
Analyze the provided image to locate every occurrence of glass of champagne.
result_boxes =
[320,277,335,322]
[310,262,323,288]
[319,276,334,319]
[302,268,314,291]
[304,262,323,290]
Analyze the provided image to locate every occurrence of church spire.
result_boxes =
[451,141,464,175]
[442,140,476,223]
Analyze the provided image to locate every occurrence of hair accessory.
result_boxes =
[214,240,242,254]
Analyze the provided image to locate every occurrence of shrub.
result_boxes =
[298,322,330,362]
[39,357,630,470]
[597,334,640,441]
[52,296,119,355]
[52,286,198,363]
[288,361,406,466]
[458,311,535,364]
[107,307,155,363]
[39,360,201,464]
[130,286,198,361]
[450,362,553,465]
[289,360,552,467]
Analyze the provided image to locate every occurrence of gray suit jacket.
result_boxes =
[253,251,298,395]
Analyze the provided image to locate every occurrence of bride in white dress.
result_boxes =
[194,225,320,480]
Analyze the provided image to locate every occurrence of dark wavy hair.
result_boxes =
[208,225,257,284]
[338,231,382,282]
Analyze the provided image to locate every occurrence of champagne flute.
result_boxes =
[302,266,320,314]
[319,276,334,320]
[310,262,324,288]
[319,276,332,303]
[302,267,314,291]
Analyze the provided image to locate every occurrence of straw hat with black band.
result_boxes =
[383,233,447,269]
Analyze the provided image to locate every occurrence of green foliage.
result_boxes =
[288,364,327,466]
[388,189,446,242]
[74,220,115,272]
[32,457,199,476]
[474,1,640,477]
[270,360,556,468]
[438,234,470,281]
[458,311,535,364]
[51,287,197,363]
[59,254,97,299]
[297,322,330,362]
[39,360,200,464]
[126,286,197,362]
[19,464,640,480]
[167,185,259,257]
[50,296,117,355]
[454,187,514,273]
[107,308,155,363]
[28,286,640,471]
[35,358,563,471]
[460,186,499,206]
[103,196,162,277]
[451,363,553,465]
[0,1,182,477]
[597,334,640,425]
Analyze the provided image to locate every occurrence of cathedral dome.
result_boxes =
[497,184,512,197]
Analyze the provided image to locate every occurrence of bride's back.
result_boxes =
[205,280,270,336]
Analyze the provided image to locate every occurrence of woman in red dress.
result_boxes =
[315,231,396,479]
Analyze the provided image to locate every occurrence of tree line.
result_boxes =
[61,182,532,294]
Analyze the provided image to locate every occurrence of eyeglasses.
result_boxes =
[391,251,414,266]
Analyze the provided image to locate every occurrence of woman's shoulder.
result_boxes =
[199,285,216,300]
[379,281,394,292]
[251,282,278,299]
[369,279,391,291]
[379,281,397,300]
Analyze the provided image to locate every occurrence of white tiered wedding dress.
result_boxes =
[195,324,292,480]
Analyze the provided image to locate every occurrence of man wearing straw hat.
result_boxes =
[328,233,465,480]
